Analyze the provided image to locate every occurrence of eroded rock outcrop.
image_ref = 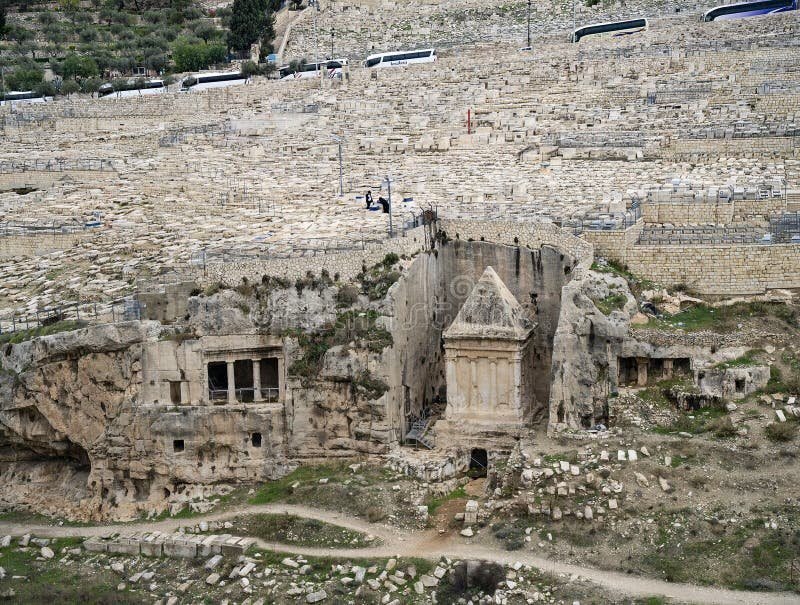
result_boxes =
[548,269,636,432]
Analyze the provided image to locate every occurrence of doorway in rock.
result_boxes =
[469,448,488,478]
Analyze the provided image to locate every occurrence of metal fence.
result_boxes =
[567,201,642,234]
[0,158,117,173]
[158,122,232,147]
[0,220,97,237]
[208,387,280,403]
[644,182,787,204]
[0,298,141,337]
[770,212,800,243]
[191,210,435,268]
[542,131,644,148]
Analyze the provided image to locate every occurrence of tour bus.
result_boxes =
[0,91,50,106]
[98,79,166,98]
[702,0,796,21]
[571,18,648,42]
[363,48,437,68]
[280,59,349,80]
[180,71,247,91]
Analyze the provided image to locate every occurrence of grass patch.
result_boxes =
[591,259,655,294]
[646,301,800,333]
[358,257,402,300]
[593,293,628,315]
[249,463,351,505]
[714,349,764,370]
[248,462,408,525]
[426,487,467,515]
[0,538,144,604]
[230,513,377,548]
[638,377,696,408]
[640,508,800,591]
[652,405,727,435]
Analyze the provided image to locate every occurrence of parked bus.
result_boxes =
[0,91,50,106]
[280,59,348,80]
[571,18,648,42]
[702,0,796,21]
[363,49,436,68]
[98,79,165,98]
[180,71,247,91]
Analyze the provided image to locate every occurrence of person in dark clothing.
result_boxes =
[365,190,373,209]
[378,196,389,213]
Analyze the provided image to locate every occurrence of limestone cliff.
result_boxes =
[0,322,155,520]
[548,268,636,432]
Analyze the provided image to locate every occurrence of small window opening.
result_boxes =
[173,439,185,452]
[169,381,182,404]
[251,432,262,448]
[735,378,746,393]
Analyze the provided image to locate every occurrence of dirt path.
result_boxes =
[1,506,799,605]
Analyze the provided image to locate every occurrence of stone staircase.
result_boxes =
[404,416,437,449]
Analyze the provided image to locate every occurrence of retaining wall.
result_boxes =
[202,220,594,286]
[0,232,88,259]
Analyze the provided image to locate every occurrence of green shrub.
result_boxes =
[765,422,797,442]
[709,416,737,439]
[336,284,360,306]
[382,252,400,268]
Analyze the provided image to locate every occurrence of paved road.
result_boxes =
[1,503,799,605]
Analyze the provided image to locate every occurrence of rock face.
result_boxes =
[548,268,635,432]
[0,239,582,520]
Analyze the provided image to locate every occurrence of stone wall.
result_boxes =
[668,136,800,159]
[641,198,786,224]
[0,232,89,259]
[202,225,430,285]
[438,219,594,269]
[202,220,593,287]
[582,220,800,295]
[0,169,114,190]
[581,221,643,260]
[623,242,800,295]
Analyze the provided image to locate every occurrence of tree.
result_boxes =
[79,76,102,93]
[7,66,44,90]
[227,0,275,53]
[58,0,80,22]
[62,54,100,79]
[192,20,220,44]
[60,79,81,95]
[1,0,8,33]
[172,38,226,72]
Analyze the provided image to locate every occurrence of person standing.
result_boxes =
[365,190,373,209]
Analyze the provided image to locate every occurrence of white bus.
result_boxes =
[180,71,247,92]
[363,49,436,68]
[571,18,648,42]
[0,91,51,106]
[280,59,348,80]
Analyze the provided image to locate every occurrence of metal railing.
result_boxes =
[568,202,642,235]
[542,131,644,148]
[207,387,280,403]
[0,158,117,173]
[0,220,97,237]
[0,298,141,336]
[191,211,435,268]
[158,122,232,147]
[770,212,800,243]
